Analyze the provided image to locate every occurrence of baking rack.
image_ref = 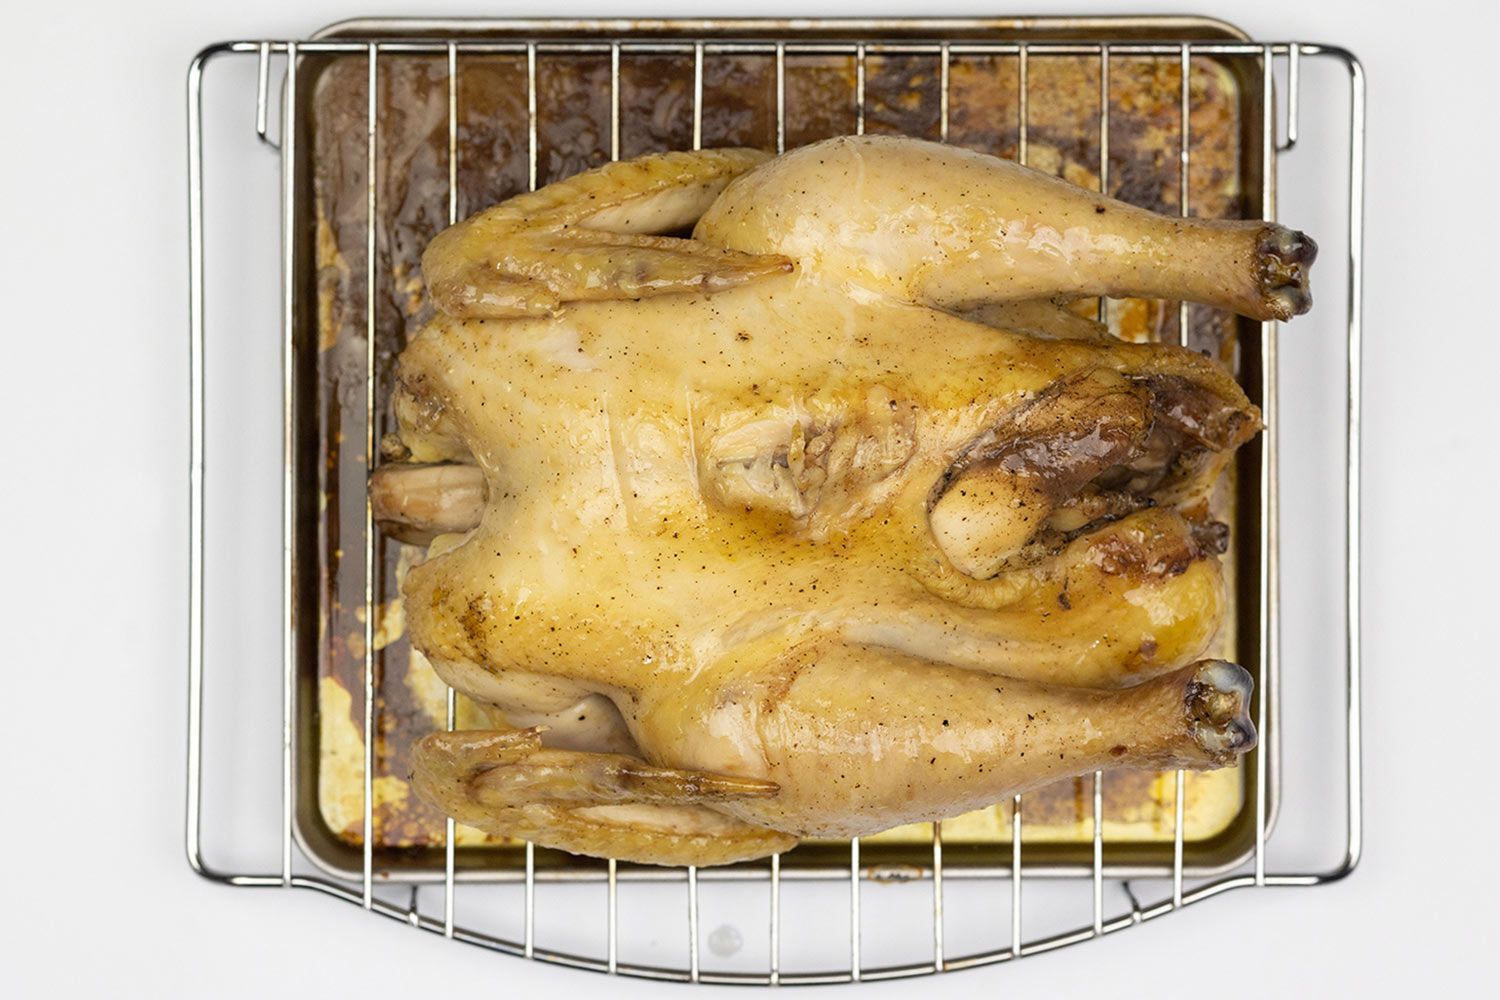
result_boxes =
[186,17,1364,984]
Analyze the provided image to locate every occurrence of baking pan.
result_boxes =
[284,15,1278,884]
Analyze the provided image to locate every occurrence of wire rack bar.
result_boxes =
[1092,41,1110,939]
[213,39,1332,57]
[850,835,862,981]
[854,44,865,136]
[607,858,619,974]
[184,44,210,880]
[524,842,535,957]
[1255,43,1276,888]
[938,42,950,144]
[525,44,537,193]
[279,39,298,890]
[692,43,704,151]
[931,63,953,972]
[1178,41,1192,357]
[610,43,621,163]
[932,822,945,969]
[1010,794,1022,957]
[255,42,278,148]
[1343,49,1367,879]
[185,29,1365,985]
[769,41,786,985]
[849,38,865,987]
[1280,43,1301,151]
[1172,39,1191,908]
[361,41,377,912]
[775,42,786,155]
[1012,45,1027,957]
[519,42,541,958]
[604,53,623,972]
[442,39,459,939]
[769,852,781,985]
[688,865,701,982]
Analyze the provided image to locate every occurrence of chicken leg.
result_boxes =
[641,642,1255,845]
[697,134,1316,321]
[413,653,1252,864]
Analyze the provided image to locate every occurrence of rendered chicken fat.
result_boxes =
[370,135,1303,867]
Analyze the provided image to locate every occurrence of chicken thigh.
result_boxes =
[380,135,1310,866]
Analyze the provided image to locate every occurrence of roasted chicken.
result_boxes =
[375,135,1314,867]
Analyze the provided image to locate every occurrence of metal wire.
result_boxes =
[1012,47,1027,955]
[850,42,865,986]
[1092,42,1110,939]
[185,27,1365,985]
[1011,794,1023,957]
[1281,44,1301,151]
[938,43,950,143]
[769,45,785,981]
[274,37,297,893]
[361,41,377,912]
[1344,49,1367,879]
[850,835,861,981]
[688,865,700,982]
[255,43,278,148]
[522,41,540,963]
[933,56,952,970]
[1256,43,1277,888]
[932,822,945,969]
[1178,42,1192,352]
[775,42,786,155]
[442,39,458,940]
[607,858,619,974]
[854,44,866,136]
[185,44,209,879]
[692,42,704,151]
[605,54,622,973]
[206,39,1340,57]
[610,43,621,163]
[1173,40,1191,911]
[768,853,780,985]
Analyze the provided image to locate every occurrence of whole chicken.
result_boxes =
[374,135,1314,867]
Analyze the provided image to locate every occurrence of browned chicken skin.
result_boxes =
[371,135,1301,866]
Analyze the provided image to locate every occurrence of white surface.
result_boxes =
[4,0,1497,995]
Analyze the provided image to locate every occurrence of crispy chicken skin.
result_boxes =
[374,136,1299,866]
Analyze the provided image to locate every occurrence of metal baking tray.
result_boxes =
[187,13,1364,984]
[290,14,1273,883]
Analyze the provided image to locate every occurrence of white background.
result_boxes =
[4,0,1496,996]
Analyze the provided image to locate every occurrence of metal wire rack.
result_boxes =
[186,17,1364,985]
